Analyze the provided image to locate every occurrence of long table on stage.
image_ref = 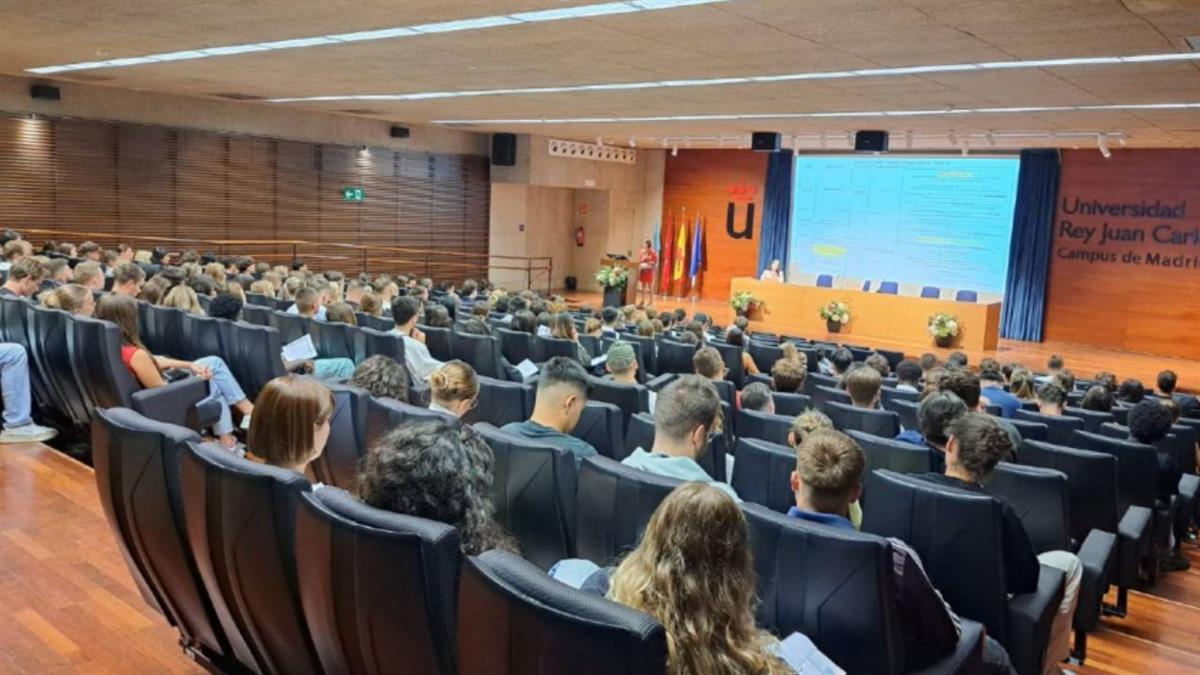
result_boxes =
[731,278,1003,351]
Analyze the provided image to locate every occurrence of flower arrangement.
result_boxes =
[594,265,629,289]
[927,312,960,338]
[819,300,850,325]
[730,291,760,314]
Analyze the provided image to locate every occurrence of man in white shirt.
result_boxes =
[392,295,442,381]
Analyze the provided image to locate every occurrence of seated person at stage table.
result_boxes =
[1036,383,1067,417]
[916,413,1082,674]
[501,357,597,465]
[981,368,1022,418]
[760,258,784,282]
[358,419,518,557]
[0,343,59,444]
[1156,369,1199,418]
[391,295,443,382]
[846,366,881,409]
[247,375,333,480]
[895,359,923,393]
[622,375,738,501]
[788,429,1000,672]
[604,341,639,385]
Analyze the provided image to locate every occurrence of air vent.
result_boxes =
[338,108,385,116]
[1187,36,1200,51]
[212,92,264,101]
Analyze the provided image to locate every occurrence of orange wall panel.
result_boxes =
[662,150,766,300]
[1045,149,1200,360]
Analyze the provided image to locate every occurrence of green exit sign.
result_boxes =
[341,187,365,202]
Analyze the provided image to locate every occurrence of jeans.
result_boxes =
[0,343,33,429]
[1038,550,1082,674]
[195,355,248,436]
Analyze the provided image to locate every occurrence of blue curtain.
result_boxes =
[757,149,793,276]
[1000,149,1061,341]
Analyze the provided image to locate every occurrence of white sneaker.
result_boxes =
[240,414,252,431]
[0,423,59,444]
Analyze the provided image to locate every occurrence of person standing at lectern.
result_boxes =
[637,239,657,305]
[760,259,784,282]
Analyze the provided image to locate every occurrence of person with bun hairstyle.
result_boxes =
[428,360,479,418]
[247,375,333,477]
[40,283,94,317]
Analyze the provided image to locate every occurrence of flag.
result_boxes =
[659,213,674,292]
[672,216,688,285]
[689,214,705,290]
[651,218,661,258]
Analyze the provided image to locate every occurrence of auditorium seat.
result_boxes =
[472,423,577,571]
[72,315,139,415]
[1019,440,1150,617]
[268,309,311,346]
[570,401,625,460]
[130,378,222,432]
[709,340,745,388]
[143,305,187,359]
[574,455,680,565]
[181,441,323,675]
[224,322,287,400]
[811,384,852,411]
[823,401,900,438]
[180,313,226,362]
[1006,417,1050,442]
[1014,409,1085,445]
[352,313,392,333]
[359,327,406,367]
[244,292,275,308]
[877,281,899,295]
[451,331,504,379]
[457,549,667,675]
[623,412,654,461]
[92,409,238,671]
[816,274,834,288]
[771,392,811,416]
[863,470,1064,675]
[748,340,783,374]
[742,503,985,675]
[984,463,1116,660]
[1062,407,1114,433]
[464,376,534,428]
[880,385,919,405]
[365,396,452,451]
[33,306,91,426]
[295,487,460,675]
[731,437,795,514]
[921,286,941,299]
[588,378,649,431]
[241,303,271,326]
[307,384,369,490]
[882,397,920,431]
[310,319,362,363]
[735,409,794,447]
[955,290,978,303]
[496,327,535,365]
[846,429,930,479]
[655,339,696,375]
[0,296,53,410]
[534,335,578,362]
[420,325,454,362]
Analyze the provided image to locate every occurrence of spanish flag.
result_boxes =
[672,217,688,285]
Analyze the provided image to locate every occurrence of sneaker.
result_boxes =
[240,414,252,431]
[0,423,59,444]
[1162,549,1191,572]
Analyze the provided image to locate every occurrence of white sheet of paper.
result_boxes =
[281,334,318,362]
[516,359,539,380]
[776,632,845,675]
[590,354,608,368]
[647,390,657,414]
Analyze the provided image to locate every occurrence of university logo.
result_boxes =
[725,180,758,240]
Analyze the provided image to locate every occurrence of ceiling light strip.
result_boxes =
[24,0,729,74]
[429,102,1200,125]
[264,51,1200,103]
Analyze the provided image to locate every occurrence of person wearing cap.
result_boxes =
[605,341,639,385]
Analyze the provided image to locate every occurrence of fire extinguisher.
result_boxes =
[575,225,586,247]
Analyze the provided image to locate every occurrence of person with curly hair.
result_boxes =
[357,419,517,556]
[347,355,409,402]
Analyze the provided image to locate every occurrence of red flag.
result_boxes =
[659,212,674,292]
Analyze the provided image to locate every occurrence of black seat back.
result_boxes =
[308,384,370,491]
[360,327,406,365]
[241,303,272,326]
[1006,417,1049,442]
[805,371,840,394]
[144,305,188,358]
[748,340,783,373]
[0,295,53,409]
[574,455,682,565]
[496,328,535,365]
[771,392,811,416]
[1170,423,1197,475]
[72,315,139,414]
[296,488,460,675]
[311,320,362,362]
[624,413,655,460]
[655,340,696,375]
[1013,409,1084,445]
[862,470,1010,645]
[742,503,903,675]
[735,409,794,446]
[181,441,322,674]
[268,310,311,345]
[244,292,275,308]
[421,325,454,362]
[473,423,578,571]
[451,332,504,379]
[570,401,625,460]
[1062,407,1114,433]
[881,398,919,432]
[846,430,931,478]
[365,396,452,451]
[880,386,919,405]
[1019,439,1119,542]
[985,463,1071,553]
[824,401,900,437]
[464,376,534,428]
[731,438,795,514]
[588,379,648,432]
[709,340,745,388]
[356,313,395,332]
[224,322,287,401]
[181,313,227,362]
[92,409,231,662]
[812,384,852,411]
[457,550,667,675]
[535,335,578,362]
[32,306,91,425]
[1068,430,1158,513]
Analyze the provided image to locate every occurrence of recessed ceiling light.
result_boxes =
[263,50,1200,105]
[24,0,730,74]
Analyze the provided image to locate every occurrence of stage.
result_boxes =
[562,289,1200,394]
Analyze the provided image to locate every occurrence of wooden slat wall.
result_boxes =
[0,112,489,278]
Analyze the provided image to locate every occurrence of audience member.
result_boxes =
[161,284,204,314]
[40,284,94,317]
[1093,371,1118,392]
[980,368,1021,418]
[1052,369,1075,395]
[917,413,1082,670]
[1009,369,1037,401]
[621,375,736,499]
[864,352,890,378]
[348,355,409,402]
[429,360,479,418]
[501,357,596,464]
[1036,383,1067,416]
[423,303,451,328]
[771,350,807,394]
[828,347,853,376]
[845,366,881,409]
[1079,385,1114,412]
[604,341,639,385]
[1043,354,1065,381]
[1118,379,1146,404]
[739,382,774,414]
[392,296,442,382]
[550,312,591,365]
[919,353,939,377]
[358,292,383,317]
[0,343,58,443]
[110,262,145,297]
[788,409,833,448]
[946,351,968,369]
[938,368,1021,449]
[206,293,243,321]
[693,346,726,382]
[324,302,356,326]
[725,327,759,376]
[358,420,517,556]
[1,258,47,297]
[247,375,333,477]
[893,359,922,393]
[1156,369,1198,418]
[73,261,105,292]
[903,391,968,473]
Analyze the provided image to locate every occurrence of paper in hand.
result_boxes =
[776,632,844,675]
[281,334,318,363]
[515,359,540,380]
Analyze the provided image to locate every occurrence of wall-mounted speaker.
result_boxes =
[854,130,889,152]
[751,132,781,152]
[492,133,517,166]
[389,125,410,138]
[30,84,61,101]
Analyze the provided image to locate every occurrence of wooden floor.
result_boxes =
[1,442,1199,674]
[565,291,1200,394]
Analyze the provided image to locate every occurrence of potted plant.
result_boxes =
[928,311,960,348]
[595,265,629,308]
[819,300,850,333]
[729,291,761,317]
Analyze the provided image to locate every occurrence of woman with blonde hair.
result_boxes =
[1009,369,1037,402]
[608,483,795,675]
[358,292,383,317]
[429,360,479,418]
[161,284,204,315]
[40,283,94,317]
[204,262,227,290]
